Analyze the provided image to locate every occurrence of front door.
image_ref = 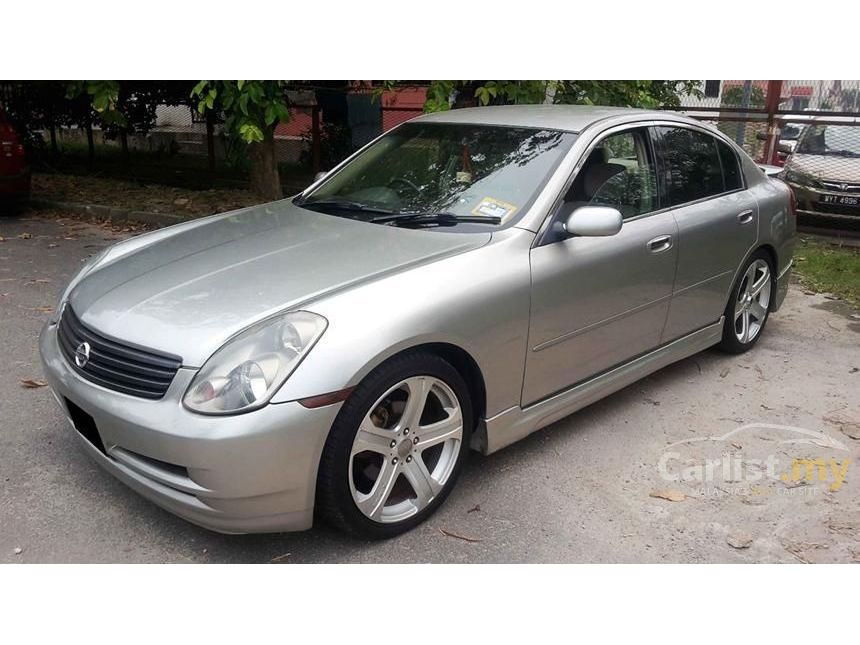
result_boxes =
[522,127,678,406]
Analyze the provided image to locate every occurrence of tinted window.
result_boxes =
[655,127,724,207]
[566,129,658,219]
[716,139,743,191]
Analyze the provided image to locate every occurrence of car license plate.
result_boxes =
[820,194,860,207]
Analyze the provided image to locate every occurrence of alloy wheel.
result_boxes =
[348,376,463,524]
[733,259,771,344]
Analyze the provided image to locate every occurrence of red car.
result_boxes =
[0,108,31,211]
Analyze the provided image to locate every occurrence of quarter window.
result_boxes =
[655,127,724,207]
[716,139,743,191]
[565,129,658,219]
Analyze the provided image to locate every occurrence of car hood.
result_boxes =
[70,201,490,366]
[787,153,860,183]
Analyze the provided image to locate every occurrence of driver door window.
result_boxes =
[566,129,658,219]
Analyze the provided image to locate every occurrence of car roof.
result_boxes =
[411,104,663,133]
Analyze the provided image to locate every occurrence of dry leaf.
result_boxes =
[33,306,54,313]
[18,233,32,239]
[439,528,482,543]
[20,378,48,389]
[649,489,686,502]
[839,422,860,440]
[720,368,730,378]
[47,243,58,249]
[727,532,754,549]
[467,504,481,514]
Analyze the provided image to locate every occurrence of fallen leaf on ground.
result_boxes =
[467,504,481,514]
[649,489,686,502]
[47,243,58,249]
[839,422,860,440]
[18,233,32,239]
[720,368,730,378]
[33,306,54,313]
[727,532,754,549]
[20,378,48,389]
[439,528,482,543]
[13,547,23,555]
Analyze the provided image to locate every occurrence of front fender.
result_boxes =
[270,228,535,419]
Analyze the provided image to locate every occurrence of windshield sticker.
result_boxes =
[471,197,518,222]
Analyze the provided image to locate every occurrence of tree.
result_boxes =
[192,81,290,200]
[419,80,701,112]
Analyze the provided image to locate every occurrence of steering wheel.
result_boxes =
[388,176,421,196]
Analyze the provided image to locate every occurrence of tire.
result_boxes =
[316,350,473,539]
[718,249,775,354]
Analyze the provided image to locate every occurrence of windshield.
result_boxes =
[297,122,576,230]
[796,125,860,157]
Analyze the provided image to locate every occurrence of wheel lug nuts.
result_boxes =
[405,456,412,463]
[403,428,410,436]
[392,457,398,465]
[389,440,397,448]
[413,437,419,445]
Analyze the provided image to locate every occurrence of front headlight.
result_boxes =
[782,168,818,188]
[183,311,327,415]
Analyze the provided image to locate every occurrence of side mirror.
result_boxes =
[776,142,792,154]
[564,205,623,237]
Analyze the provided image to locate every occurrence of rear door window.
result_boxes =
[654,126,725,207]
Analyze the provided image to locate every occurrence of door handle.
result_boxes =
[737,209,754,224]
[647,235,673,253]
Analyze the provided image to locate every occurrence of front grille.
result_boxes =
[820,181,860,194]
[58,306,182,399]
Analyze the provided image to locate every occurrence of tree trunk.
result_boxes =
[247,129,282,201]
[49,123,58,157]
[85,119,95,168]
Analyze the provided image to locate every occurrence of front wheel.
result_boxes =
[316,351,472,539]
[718,250,774,354]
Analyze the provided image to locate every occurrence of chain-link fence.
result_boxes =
[674,80,860,231]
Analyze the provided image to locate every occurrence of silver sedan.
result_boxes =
[39,106,796,538]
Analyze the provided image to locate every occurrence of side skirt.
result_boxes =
[481,317,724,454]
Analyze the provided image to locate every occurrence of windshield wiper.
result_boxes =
[369,212,502,227]
[296,198,396,215]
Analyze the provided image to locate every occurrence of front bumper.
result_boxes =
[39,320,341,534]
[789,182,860,229]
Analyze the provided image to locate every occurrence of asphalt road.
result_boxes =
[2,211,859,563]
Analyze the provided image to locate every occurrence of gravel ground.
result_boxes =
[1,211,859,563]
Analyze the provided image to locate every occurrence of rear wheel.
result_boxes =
[718,250,773,354]
[316,351,472,539]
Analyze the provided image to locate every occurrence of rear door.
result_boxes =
[653,126,758,341]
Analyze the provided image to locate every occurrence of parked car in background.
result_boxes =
[0,108,31,212]
[40,106,796,538]
[781,123,860,229]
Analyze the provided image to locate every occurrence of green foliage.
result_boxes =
[417,80,701,112]
[66,81,124,125]
[191,81,290,143]
[720,85,766,109]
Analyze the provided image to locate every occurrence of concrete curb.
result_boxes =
[30,198,187,228]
